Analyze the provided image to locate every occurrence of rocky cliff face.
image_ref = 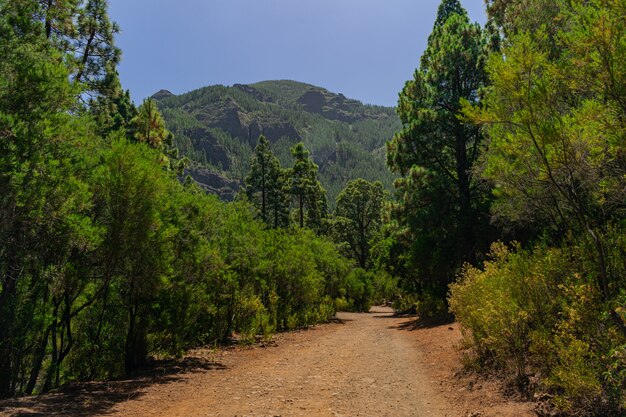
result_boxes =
[185,168,240,201]
[182,127,231,169]
[297,89,361,122]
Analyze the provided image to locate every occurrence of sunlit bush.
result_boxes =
[449,240,626,414]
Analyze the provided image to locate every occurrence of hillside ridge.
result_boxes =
[153,80,400,203]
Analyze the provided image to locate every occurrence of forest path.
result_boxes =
[1,307,535,417]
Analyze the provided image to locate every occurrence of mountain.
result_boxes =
[153,80,400,204]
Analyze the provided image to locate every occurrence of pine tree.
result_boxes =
[0,0,90,396]
[289,143,326,229]
[29,0,121,99]
[130,99,185,173]
[267,166,290,229]
[37,0,80,41]
[334,179,387,268]
[245,135,288,226]
[131,99,169,149]
[386,0,488,294]
[91,69,137,135]
[73,0,120,98]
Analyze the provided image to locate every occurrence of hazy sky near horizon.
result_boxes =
[108,1,487,107]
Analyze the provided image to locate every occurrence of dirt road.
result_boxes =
[1,307,535,417]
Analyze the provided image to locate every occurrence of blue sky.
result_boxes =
[108,1,487,107]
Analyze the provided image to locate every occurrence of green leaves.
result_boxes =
[473,2,626,232]
[334,179,387,268]
[245,135,289,227]
[455,1,626,412]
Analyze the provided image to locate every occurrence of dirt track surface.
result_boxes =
[0,307,536,417]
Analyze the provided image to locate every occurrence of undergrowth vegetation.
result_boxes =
[450,239,626,414]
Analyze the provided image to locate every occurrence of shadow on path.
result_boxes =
[329,316,354,324]
[386,315,455,331]
[0,357,226,417]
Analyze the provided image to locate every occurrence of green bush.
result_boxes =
[415,293,448,321]
[340,268,373,312]
[449,241,626,414]
[234,292,270,344]
[334,297,351,311]
[370,271,399,306]
[392,293,418,315]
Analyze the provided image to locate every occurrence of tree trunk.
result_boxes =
[261,160,266,223]
[124,297,138,374]
[24,326,51,395]
[0,253,19,398]
[45,0,53,39]
[299,193,304,228]
[455,122,475,265]
[75,28,96,85]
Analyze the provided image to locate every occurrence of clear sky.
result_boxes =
[108,1,487,107]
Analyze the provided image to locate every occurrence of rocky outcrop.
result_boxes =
[193,98,249,140]
[151,89,174,100]
[233,84,274,103]
[186,168,240,201]
[296,89,360,122]
[193,98,300,146]
[297,90,326,114]
[183,127,231,170]
[248,114,301,145]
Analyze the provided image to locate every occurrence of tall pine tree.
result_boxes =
[245,135,289,227]
[289,143,326,230]
[386,0,489,295]
[334,179,387,268]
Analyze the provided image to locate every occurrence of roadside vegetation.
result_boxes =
[3,0,626,414]
[386,0,626,414]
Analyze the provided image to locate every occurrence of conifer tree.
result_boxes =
[30,0,121,99]
[267,168,290,228]
[289,143,326,229]
[130,99,185,173]
[386,0,488,294]
[91,69,137,135]
[73,0,120,98]
[131,99,169,148]
[245,135,288,226]
[37,0,80,41]
[335,179,387,268]
[0,0,90,396]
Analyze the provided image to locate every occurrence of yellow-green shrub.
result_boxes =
[449,241,626,414]
[234,292,270,344]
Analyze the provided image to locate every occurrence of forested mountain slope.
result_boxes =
[153,80,400,202]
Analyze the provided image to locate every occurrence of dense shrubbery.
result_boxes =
[450,239,626,414]
[1,130,356,395]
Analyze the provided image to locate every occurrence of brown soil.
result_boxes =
[0,307,537,417]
